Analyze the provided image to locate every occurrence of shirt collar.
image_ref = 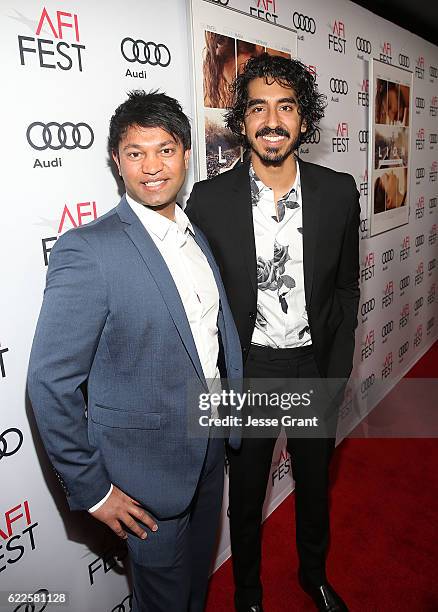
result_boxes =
[125,193,194,241]
[249,158,301,204]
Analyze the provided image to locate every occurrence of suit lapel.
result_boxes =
[230,162,257,297]
[116,197,206,387]
[299,159,320,307]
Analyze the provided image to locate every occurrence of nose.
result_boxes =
[265,105,280,128]
[141,154,163,175]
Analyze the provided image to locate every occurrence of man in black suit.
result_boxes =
[187,54,360,612]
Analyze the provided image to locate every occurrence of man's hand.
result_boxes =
[90,485,158,540]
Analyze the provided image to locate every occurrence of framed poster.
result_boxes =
[369,58,413,236]
[188,0,297,180]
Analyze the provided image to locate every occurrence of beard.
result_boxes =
[247,126,300,167]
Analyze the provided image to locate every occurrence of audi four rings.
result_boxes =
[0,427,23,460]
[111,595,133,612]
[292,12,316,34]
[330,78,348,94]
[305,131,321,144]
[121,38,171,66]
[355,37,371,54]
[26,122,94,151]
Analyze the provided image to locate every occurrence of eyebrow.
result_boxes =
[122,139,177,151]
[247,96,298,108]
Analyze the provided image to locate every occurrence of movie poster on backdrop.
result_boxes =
[188,0,297,180]
[369,58,413,236]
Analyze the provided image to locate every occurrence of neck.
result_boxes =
[130,194,176,221]
[251,152,297,195]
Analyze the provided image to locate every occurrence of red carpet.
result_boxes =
[206,341,438,611]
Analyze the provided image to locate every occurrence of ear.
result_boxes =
[184,148,191,169]
[300,118,307,133]
[112,151,122,177]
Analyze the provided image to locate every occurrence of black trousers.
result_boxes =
[129,437,224,612]
[228,344,336,611]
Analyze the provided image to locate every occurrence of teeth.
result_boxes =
[144,180,165,186]
[262,135,284,142]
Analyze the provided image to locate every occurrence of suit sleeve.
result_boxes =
[185,183,203,228]
[328,176,360,380]
[27,230,112,511]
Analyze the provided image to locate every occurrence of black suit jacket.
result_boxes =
[186,159,360,380]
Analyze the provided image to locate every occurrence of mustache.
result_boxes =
[255,126,290,138]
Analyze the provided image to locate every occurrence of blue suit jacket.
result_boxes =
[28,196,242,521]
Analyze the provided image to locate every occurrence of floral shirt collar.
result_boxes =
[249,161,301,211]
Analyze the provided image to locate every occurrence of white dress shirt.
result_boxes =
[89,195,220,512]
[250,160,312,348]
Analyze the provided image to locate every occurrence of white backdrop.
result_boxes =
[0,1,437,610]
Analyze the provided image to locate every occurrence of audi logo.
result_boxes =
[13,590,49,612]
[415,234,424,247]
[110,594,132,612]
[329,78,348,94]
[305,130,320,144]
[360,373,375,393]
[0,427,23,460]
[414,297,424,310]
[356,37,371,54]
[381,321,394,338]
[381,249,394,264]
[400,276,410,290]
[430,134,438,143]
[358,130,368,144]
[416,167,425,179]
[121,38,171,66]
[416,97,425,109]
[398,53,410,68]
[399,341,409,357]
[360,298,375,316]
[429,258,436,270]
[292,12,316,34]
[26,122,94,151]
[430,66,438,78]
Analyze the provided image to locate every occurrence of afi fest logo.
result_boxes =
[416,128,425,150]
[382,280,394,309]
[416,56,425,79]
[357,79,368,107]
[361,329,375,361]
[271,448,291,486]
[415,196,425,219]
[381,352,393,378]
[328,20,346,54]
[429,223,437,246]
[359,169,368,196]
[429,160,437,182]
[361,251,375,282]
[399,235,410,261]
[413,324,423,348]
[332,122,349,153]
[399,303,410,329]
[430,96,438,117]
[0,501,38,574]
[18,6,85,71]
[41,201,98,265]
[250,0,278,23]
[88,544,129,586]
[380,41,392,64]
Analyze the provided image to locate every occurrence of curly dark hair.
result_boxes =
[109,90,191,154]
[225,53,326,148]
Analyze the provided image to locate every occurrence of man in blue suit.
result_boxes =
[28,90,242,612]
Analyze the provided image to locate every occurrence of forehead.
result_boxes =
[247,77,297,100]
[120,124,179,146]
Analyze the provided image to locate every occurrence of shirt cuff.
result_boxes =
[88,484,113,512]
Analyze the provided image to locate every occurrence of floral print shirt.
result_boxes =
[250,161,312,348]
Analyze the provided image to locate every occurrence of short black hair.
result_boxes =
[225,53,326,148]
[109,90,191,153]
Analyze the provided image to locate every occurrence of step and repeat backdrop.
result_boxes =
[0,0,437,610]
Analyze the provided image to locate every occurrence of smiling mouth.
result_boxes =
[261,135,286,143]
[141,179,167,189]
